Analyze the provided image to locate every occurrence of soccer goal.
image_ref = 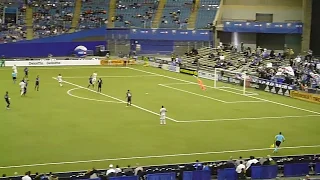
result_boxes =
[212,68,258,96]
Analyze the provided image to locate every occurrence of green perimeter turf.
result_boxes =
[0,65,319,175]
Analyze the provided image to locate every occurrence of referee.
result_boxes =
[4,91,10,109]
[273,132,285,153]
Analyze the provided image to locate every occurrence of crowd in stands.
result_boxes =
[2,154,320,180]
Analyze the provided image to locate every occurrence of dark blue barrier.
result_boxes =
[223,21,303,34]
[79,178,101,180]
[109,176,138,180]
[183,170,211,180]
[315,163,320,175]
[147,172,176,180]
[0,41,106,58]
[251,165,278,179]
[217,168,237,180]
[284,163,309,177]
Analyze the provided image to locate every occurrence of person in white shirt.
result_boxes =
[115,165,122,174]
[92,72,97,84]
[22,171,32,180]
[57,74,63,87]
[12,65,17,76]
[106,164,116,175]
[19,80,26,96]
[246,156,259,170]
[236,161,246,174]
[160,105,167,125]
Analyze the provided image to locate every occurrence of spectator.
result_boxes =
[106,164,116,175]
[123,165,134,176]
[226,156,235,168]
[246,156,259,177]
[115,165,122,174]
[203,163,210,171]
[235,156,246,166]
[22,171,32,180]
[236,161,245,175]
[194,160,202,170]
[134,163,143,176]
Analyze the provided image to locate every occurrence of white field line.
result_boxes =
[225,100,264,103]
[158,84,228,103]
[63,75,159,79]
[158,84,264,104]
[0,67,128,70]
[176,114,320,123]
[52,77,178,122]
[67,88,124,104]
[129,67,320,115]
[1,144,320,169]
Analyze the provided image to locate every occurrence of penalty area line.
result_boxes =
[1,144,320,169]
[63,75,159,79]
[52,77,178,122]
[177,114,320,123]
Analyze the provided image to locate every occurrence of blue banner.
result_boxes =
[217,168,237,180]
[223,21,303,34]
[284,163,309,177]
[183,170,211,180]
[129,29,212,41]
[251,165,278,179]
[109,176,138,180]
[146,172,176,180]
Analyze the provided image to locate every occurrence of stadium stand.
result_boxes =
[32,0,75,38]
[1,154,320,179]
[195,0,219,29]
[78,0,108,30]
[0,0,27,43]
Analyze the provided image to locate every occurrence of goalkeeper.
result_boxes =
[0,56,5,67]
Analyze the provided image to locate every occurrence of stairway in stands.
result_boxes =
[107,0,117,28]
[25,5,33,40]
[152,0,167,28]
[187,0,200,29]
[69,0,82,33]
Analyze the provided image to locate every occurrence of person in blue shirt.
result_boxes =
[274,132,285,153]
[12,71,17,84]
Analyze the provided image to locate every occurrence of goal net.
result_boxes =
[211,68,257,95]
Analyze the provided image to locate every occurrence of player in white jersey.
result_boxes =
[12,65,17,76]
[160,106,167,125]
[92,72,97,84]
[57,74,63,87]
[19,80,26,96]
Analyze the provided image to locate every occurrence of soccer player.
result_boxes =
[273,132,285,153]
[57,74,63,87]
[126,90,132,106]
[97,78,103,92]
[35,75,40,91]
[12,71,17,84]
[87,75,94,88]
[23,79,29,96]
[19,80,26,96]
[12,65,17,77]
[4,91,10,109]
[24,67,29,78]
[92,71,98,84]
[160,106,167,125]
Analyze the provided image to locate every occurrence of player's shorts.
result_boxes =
[160,115,166,120]
[92,78,97,83]
[25,72,28,76]
[58,80,62,83]
[127,97,132,102]
[275,141,281,147]
[24,87,27,93]
[13,77,16,80]
[98,85,102,88]
[35,82,39,86]
[5,99,10,104]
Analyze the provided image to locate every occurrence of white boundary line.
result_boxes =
[177,114,320,123]
[63,75,159,79]
[1,144,320,169]
[52,77,178,122]
[128,67,320,115]
[0,67,128,70]
[67,88,124,104]
[158,84,228,103]
[158,84,264,104]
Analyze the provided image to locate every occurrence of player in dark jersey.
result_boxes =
[97,78,103,92]
[4,91,10,109]
[35,75,40,91]
[23,79,28,96]
[87,75,94,88]
[24,67,29,78]
[126,90,132,106]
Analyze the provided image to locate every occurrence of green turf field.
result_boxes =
[0,65,319,175]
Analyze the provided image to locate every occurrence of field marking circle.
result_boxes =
[67,88,124,104]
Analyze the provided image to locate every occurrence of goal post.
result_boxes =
[213,68,249,95]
